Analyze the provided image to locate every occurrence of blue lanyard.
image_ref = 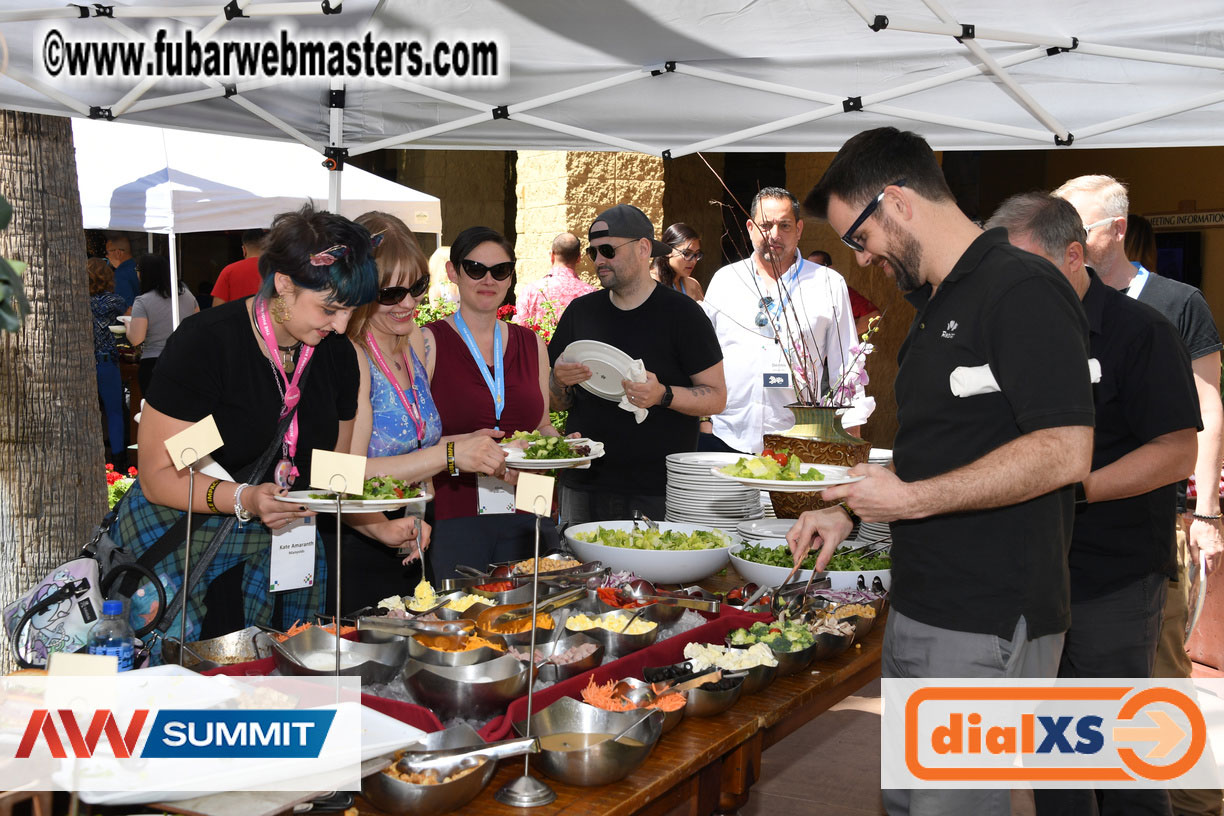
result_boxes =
[453,310,505,425]
[763,258,803,320]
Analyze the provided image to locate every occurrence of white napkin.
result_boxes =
[618,359,649,423]
[949,359,1101,398]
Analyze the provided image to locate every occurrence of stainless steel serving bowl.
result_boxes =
[809,628,855,662]
[832,610,876,643]
[513,696,662,787]
[522,631,604,685]
[407,632,509,668]
[362,724,493,816]
[612,677,686,734]
[565,614,660,659]
[475,609,561,648]
[161,626,274,670]
[730,661,777,695]
[683,672,744,717]
[725,635,818,677]
[402,653,532,721]
[270,627,407,684]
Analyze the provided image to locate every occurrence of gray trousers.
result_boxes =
[882,609,1065,816]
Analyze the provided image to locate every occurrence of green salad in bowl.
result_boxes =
[572,527,731,551]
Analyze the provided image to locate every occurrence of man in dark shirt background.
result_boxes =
[989,192,1199,816]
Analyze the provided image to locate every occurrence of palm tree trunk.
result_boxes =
[0,111,104,672]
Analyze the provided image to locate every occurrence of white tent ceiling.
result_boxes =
[0,0,1221,160]
[72,117,442,234]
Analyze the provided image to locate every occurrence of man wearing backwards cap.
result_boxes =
[547,204,727,527]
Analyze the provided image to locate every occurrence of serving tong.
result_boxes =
[615,667,722,708]
[619,585,721,614]
[356,616,475,638]
[393,736,540,775]
[489,586,587,625]
[443,562,607,592]
[632,510,660,531]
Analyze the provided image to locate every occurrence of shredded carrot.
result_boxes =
[274,620,358,642]
[580,676,685,713]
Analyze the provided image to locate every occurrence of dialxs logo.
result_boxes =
[882,680,1224,789]
[12,709,335,760]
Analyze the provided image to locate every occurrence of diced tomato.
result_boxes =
[773,452,789,466]
[393,487,404,498]
[769,627,781,634]
[762,448,774,458]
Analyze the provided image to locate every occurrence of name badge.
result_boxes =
[764,371,791,389]
[477,474,516,515]
[270,517,316,592]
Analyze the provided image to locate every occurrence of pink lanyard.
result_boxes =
[254,298,314,485]
[364,332,426,442]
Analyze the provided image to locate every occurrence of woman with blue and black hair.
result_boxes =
[109,205,426,661]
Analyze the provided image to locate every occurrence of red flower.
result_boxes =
[105,463,115,472]
[497,304,517,320]
[127,467,138,477]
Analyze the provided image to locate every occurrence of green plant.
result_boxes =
[0,195,30,332]
[413,297,457,327]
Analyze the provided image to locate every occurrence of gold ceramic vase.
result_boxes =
[764,404,870,519]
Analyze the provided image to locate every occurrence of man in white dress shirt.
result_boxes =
[701,187,873,454]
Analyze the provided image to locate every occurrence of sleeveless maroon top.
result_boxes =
[427,319,544,520]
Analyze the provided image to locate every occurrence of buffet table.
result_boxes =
[357,609,884,816]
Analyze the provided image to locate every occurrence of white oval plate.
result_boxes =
[562,339,636,401]
[274,490,431,512]
[709,463,864,492]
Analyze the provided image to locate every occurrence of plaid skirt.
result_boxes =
[113,479,327,663]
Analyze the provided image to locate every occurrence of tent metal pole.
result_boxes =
[1075,90,1224,140]
[511,112,661,155]
[110,0,255,117]
[0,67,93,116]
[920,0,1070,142]
[227,96,326,153]
[371,78,509,113]
[1075,43,1224,71]
[507,70,650,115]
[328,78,344,214]
[0,2,332,21]
[348,112,494,156]
[169,232,181,329]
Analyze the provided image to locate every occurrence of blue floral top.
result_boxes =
[367,345,443,457]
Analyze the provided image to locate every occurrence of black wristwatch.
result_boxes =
[1074,481,1087,506]
[659,384,674,409]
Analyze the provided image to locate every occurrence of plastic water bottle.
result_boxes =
[88,599,135,672]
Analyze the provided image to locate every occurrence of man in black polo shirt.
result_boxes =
[798,128,1095,816]
[988,192,1199,816]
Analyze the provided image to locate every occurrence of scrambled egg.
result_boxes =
[684,641,778,670]
[406,580,439,612]
[377,594,406,612]
[445,594,495,613]
[566,612,656,635]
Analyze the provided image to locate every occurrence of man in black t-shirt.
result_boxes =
[799,128,1095,816]
[989,193,1199,816]
[548,204,726,527]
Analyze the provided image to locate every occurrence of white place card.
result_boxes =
[164,415,222,470]
[515,472,555,515]
[310,450,366,496]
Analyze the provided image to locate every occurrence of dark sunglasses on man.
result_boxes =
[459,258,515,281]
[585,238,638,262]
[377,275,429,304]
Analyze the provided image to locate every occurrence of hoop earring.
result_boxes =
[270,296,291,324]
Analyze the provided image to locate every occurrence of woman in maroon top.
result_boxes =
[423,226,560,578]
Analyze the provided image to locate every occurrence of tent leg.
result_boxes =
[169,232,181,329]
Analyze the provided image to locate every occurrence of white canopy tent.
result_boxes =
[0,0,1221,161]
[72,117,442,324]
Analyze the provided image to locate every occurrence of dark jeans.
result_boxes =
[96,358,126,455]
[1033,573,1171,816]
[557,485,666,532]
[427,514,559,582]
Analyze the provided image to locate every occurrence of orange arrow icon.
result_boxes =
[1113,709,1186,759]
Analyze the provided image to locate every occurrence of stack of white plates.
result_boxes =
[665,451,764,526]
[868,447,893,465]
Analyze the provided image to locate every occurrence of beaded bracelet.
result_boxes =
[233,482,253,524]
[1192,512,1222,521]
[205,479,222,513]
[446,441,459,476]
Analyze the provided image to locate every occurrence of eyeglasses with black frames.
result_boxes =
[840,178,907,252]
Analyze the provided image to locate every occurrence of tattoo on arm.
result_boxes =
[549,374,573,409]
[688,385,713,397]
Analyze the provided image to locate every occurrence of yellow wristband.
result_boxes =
[446,441,459,476]
[205,479,222,513]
